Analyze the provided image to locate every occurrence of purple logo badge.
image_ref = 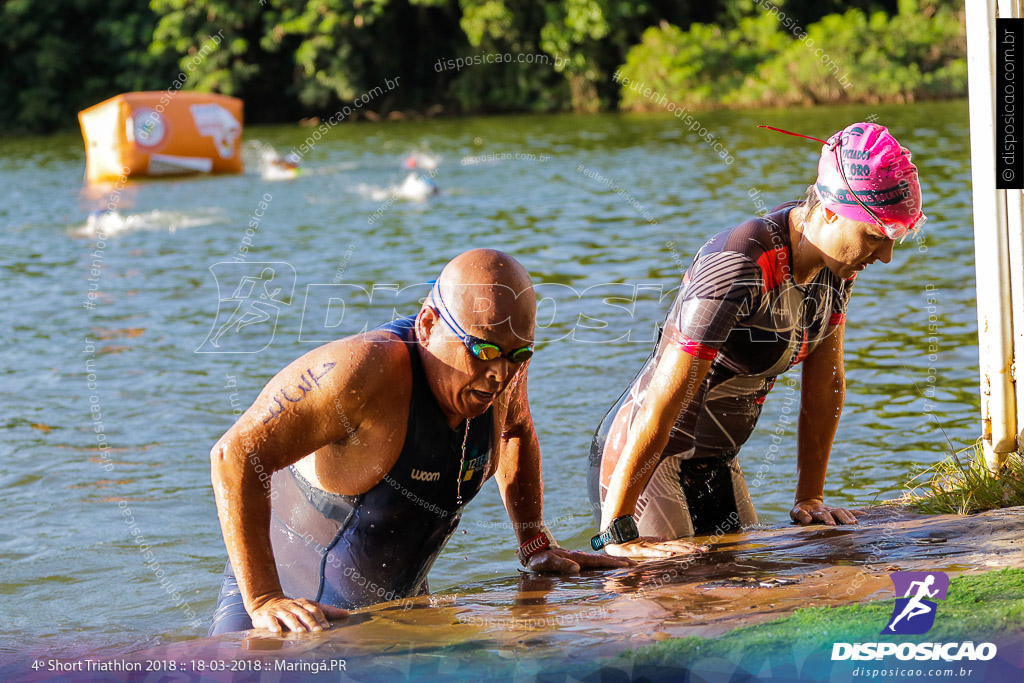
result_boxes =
[882,571,949,635]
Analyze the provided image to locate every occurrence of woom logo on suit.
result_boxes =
[410,469,441,482]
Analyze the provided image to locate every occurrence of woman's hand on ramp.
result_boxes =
[249,594,349,633]
[790,499,865,526]
[526,548,636,573]
[604,537,708,559]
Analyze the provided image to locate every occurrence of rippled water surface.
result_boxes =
[0,100,977,659]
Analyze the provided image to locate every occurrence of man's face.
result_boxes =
[418,286,535,421]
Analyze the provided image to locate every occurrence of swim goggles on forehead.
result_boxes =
[758,125,927,244]
[429,280,535,364]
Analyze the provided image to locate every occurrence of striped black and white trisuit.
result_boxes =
[588,202,854,537]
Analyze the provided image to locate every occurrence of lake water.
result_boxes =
[0,100,978,663]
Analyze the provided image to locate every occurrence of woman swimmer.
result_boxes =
[588,122,926,558]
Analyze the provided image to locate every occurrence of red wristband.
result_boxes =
[516,529,555,566]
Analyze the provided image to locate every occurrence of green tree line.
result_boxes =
[0,0,964,134]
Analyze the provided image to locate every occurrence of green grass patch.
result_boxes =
[625,569,1024,669]
[900,441,1024,515]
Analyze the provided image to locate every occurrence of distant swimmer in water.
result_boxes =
[207,249,631,635]
[588,122,926,558]
[85,208,119,234]
[356,170,439,202]
[404,149,440,171]
[398,171,439,200]
[259,150,302,181]
[399,149,440,199]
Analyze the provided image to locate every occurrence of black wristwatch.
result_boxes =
[591,515,640,550]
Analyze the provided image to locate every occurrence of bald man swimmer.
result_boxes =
[208,249,632,635]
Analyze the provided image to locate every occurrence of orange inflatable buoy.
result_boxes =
[78,92,244,184]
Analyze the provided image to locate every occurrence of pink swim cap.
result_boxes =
[814,122,925,241]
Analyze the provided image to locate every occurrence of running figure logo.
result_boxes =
[882,571,949,635]
[196,262,296,353]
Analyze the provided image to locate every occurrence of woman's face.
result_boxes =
[815,208,896,279]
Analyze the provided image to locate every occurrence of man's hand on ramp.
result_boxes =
[526,548,637,572]
[250,594,350,633]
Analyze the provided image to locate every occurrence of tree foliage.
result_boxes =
[617,0,966,111]
[0,0,965,133]
[0,0,174,132]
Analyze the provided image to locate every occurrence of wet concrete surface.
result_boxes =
[71,506,1024,676]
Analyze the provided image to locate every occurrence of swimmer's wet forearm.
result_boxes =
[209,405,318,611]
[493,381,549,548]
[602,347,713,527]
[601,402,666,523]
[794,329,846,507]
[790,337,862,526]
[499,455,549,549]
[210,441,286,610]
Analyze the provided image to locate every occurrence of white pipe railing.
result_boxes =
[969,0,1016,468]
[1008,181,1024,446]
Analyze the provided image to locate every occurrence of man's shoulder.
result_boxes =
[319,328,414,385]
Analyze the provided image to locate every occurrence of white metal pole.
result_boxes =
[1002,0,1024,455]
[969,0,1016,468]
[1007,186,1024,445]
